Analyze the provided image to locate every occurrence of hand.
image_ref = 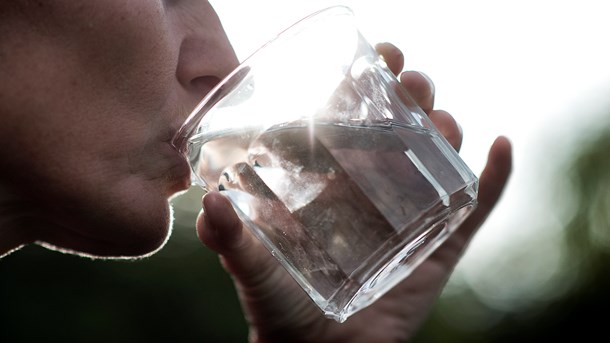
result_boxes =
[196,42,512,343]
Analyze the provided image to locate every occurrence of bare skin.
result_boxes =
[0,0,238,258]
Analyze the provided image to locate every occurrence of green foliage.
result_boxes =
[566,123,610,259]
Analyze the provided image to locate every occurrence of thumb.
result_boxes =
[196,192,278,285]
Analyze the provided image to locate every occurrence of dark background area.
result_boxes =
[0,229,248,342]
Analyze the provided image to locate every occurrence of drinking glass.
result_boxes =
[172,6,478,323]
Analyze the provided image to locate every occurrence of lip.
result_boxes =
[164,142,192,193]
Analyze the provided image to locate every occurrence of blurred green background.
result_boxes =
[2,117,609,342]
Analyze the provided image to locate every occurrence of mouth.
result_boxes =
[164,140,192,194]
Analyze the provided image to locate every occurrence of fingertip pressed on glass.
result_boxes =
[173,6,478,323]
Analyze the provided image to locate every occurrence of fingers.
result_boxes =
[400,71,435,114]
[429,110,462,152]
[376,42,435,114]
[196,192,277,283]
[400,72,461,152]
[455,136,513,243]
[473,136,513,220]
[196,192,243,253]
[376,42,404,76]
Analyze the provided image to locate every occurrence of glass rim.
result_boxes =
[171,5,355,154]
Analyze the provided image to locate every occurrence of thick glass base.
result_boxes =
[323,203,476,323]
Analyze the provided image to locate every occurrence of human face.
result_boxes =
[0,1,238,257]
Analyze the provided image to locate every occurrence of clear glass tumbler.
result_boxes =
[172,6,478,323]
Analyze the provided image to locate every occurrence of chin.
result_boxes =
[104,203,177,260]
[39,201,177,260]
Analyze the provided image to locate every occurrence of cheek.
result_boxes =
[0,3,182,256]
[77,10,177,118]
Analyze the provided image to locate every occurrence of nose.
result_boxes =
[176,35,238,97]
[173,6,239,106]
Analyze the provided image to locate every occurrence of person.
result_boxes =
[0,1,512,342]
